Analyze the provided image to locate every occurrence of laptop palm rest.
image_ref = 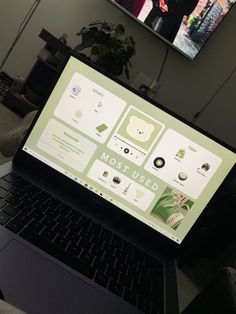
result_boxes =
[0,240,104,314]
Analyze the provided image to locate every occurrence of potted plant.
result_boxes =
[74,20,136,79]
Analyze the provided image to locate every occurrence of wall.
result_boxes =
[0,0,235,148]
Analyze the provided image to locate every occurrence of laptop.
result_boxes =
[0,53,235,314]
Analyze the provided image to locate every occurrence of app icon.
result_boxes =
[176,149,185,159]
[71,84,81,96]
[124,183,131,193]
[153,157,165,168]
[135,190,145,199]
[178,172,188,181]
[96,123,108,133]
[201,163,210,171]
[103,171,109,177]
[113,177,121,184]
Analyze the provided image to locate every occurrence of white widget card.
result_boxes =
[144,129,222,199]
[88,160,155,211]
[107,106,165,166]
[54,72,126,144]
[37,119,97,172]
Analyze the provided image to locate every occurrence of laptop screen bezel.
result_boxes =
[14,51,236,257]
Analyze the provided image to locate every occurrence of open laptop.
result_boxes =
[0,53,235,314]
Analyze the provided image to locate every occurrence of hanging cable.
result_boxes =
[192,65,236,123]
[0,0,42,72]
[157,45,169,82]
[16,0,39,38]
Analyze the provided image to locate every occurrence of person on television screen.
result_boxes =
[144,0,199,42]
[115,0,146,17]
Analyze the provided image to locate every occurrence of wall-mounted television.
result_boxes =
[108,0,235,60]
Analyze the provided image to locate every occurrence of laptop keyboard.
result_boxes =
[0,173,164,314]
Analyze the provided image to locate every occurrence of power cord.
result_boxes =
[157,45,169,83]
[192,65,236,123]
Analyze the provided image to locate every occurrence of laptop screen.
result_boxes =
[22,56,236,244]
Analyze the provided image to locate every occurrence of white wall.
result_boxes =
[0,0,167,81]
[195,68,236,148]
[0,0,235,147]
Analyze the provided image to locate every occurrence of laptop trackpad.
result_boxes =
[0,240,104,314]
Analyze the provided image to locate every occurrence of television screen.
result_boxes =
[108,0,235,59]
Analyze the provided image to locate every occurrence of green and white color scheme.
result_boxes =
[23,56,236,244]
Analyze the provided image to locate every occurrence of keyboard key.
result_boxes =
[66,231,79,244]
[93,257,107,273]
[27,220,44,233]
[35,191,50,202]
[56,214,71,226]
[133,248,145,264]
[68,223,81,235]
[15,212,32,225]
[2,205,19,217]
[21,196,36,206]
[150,301,163,314]
[5,219,24,233]
[30,210,44,221]
[3,173,19,183]
[0,200,6,209]
[111,236,123,250]
[80,250,95,265]
[17,202,32,213]
[0,211,11,225]
[91,243,103,256]
[0,179,14,191]
[42,216,57,229]
[78,242,92,256]
[103,251,116,266]
[108,279,124,297]
[22,186,40,198]
[11,188,26,198]
[124,288,137,306]
[20,229,96,279]
[67,243,83,257]
[106,266,119,281]
[0,187,8,199]
[45,198,61,209]
[33,201,46,212]
[45,208,59,219]
[94,271,109,288]
[137,296,151,313]
[116,262,128,273]
[118,274,133,289]
[100,229,112,243]
[54,224,68,236]
[13,178,31,189]
[128,267,140,281]
[41,228,57,241]
[54,235,70,250]
[123,241,134,255]
[90,223,102,235]
[5,195,21,206]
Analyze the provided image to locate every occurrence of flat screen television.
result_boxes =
[108,0,235,59]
